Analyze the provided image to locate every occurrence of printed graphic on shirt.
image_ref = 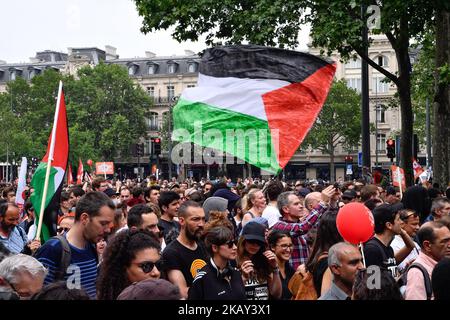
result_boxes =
[385,257,399,278]
[190,259,207,279]
[244,277,269,300]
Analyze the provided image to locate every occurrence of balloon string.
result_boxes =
[359,242,366,268]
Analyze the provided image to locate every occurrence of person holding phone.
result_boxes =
[237,221,282,300]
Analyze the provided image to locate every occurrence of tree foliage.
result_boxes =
[303,80,361,180]
[0,64,152,169]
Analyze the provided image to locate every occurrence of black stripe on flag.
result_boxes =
[200,44,332,83]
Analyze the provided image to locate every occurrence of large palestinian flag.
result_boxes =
[172,45,336,173]
[31,82,69,242]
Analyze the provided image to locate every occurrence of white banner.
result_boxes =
[15,157,28,206]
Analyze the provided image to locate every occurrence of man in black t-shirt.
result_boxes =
[162,201,207,299]
[158,191,181,245]
[363,203,415,279]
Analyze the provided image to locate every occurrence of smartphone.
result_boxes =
[334,182,340,190]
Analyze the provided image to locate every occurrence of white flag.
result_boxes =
[15,157,28,206]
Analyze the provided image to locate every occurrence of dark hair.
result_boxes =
[432,257,450,300]
[204,226,234,256]
[97,229,161,300]
[416,221,446,249]
[75,191,115,221]
[178,200,201,218]
[31,281,90,300]
[127,204,154,228]
[24,200,34,214]
[144,186,160,200]
[158,191,180,212]
[373,204,397,234]
[60,191,70,202]
[0,202,18,218]
[266,181,284,202]
[70,186,85,198]
[237,235,271,283]
[188,191,204,204]
[92,177,106,191]
[399,209,418,221]
[306,209,343,273]
[361,185,379,202]
[131,187,143,198]
[267,230,292,249]
[364,198,383,211]
[352,268,403,300]
[1,187,15,198]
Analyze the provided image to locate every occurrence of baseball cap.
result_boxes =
[241,221,266,244]
[117,279,181,300]
[342,189,357,200]
[103,188,117,198]
[202,196,228,221]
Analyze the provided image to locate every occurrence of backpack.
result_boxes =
[288,253,328,300]
[33,235,71,281]
[400,263,432,300]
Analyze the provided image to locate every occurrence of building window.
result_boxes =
[345,58,361,69]
[187,84,196,88]
[346,78,361,93]
[377,134,386,153]
[148,64,158,75]
[128,66,136,75]
[167,85,175,98]
[372,76,389,93]
[377,55,389,67]
[10,71,16,81]
[147,86,154,97]
[376,105,385,123]
[148,112,159,130]
[188,63,197,73]
[168,64,176,74]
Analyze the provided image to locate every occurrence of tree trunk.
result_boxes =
[395,34,415,187]
[433,9,450,190]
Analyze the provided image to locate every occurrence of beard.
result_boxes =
[0,221,14,232]
[185,226,203,241]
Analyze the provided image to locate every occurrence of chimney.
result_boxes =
[105,45,118,60]
[145,51,156,58]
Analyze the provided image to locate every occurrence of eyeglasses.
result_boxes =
[224,239,238,248]
[136,260,164,273]
[277,244,293,250]
[57,227,70,234]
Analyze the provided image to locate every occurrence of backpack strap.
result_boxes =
[407,263,432,300]
[54,235,72,281]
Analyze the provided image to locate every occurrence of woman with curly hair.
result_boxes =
[237,221,282,300]
[97,229,162,300]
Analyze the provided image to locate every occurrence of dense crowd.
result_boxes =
[0,175,449,300]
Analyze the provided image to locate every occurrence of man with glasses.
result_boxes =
[390,209,421,274]
[0,254,46,300]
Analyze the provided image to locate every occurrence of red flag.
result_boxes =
[412,158,424,180]
[391,165,406,189]
[67,164,74,185]
[76,158,84,184]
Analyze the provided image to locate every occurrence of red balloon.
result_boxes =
[336,202,374,244]
[87,159,93,166]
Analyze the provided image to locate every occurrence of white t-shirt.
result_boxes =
[390,235,421,273]
[262,204,281,229]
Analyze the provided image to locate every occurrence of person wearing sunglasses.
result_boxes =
[237,221,282,300]
[188,226,245,300]
[268,230,295,299]
[97,229,162,300]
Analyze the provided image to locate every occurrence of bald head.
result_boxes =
[417,221,450,261]
[305,192,321,211]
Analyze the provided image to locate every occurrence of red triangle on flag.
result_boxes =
[262,63,336,169]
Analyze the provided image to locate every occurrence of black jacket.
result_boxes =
[188,259,246,300]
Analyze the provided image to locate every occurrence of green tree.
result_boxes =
[303,80,361,182]
[133,0,449,186]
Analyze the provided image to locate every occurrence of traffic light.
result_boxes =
[136,143,144,157]
[386,139,395,160]
[345,155,353,164]
[153,138,161,155]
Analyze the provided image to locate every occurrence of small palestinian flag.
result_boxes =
[31,82,69,242]
[173,45,336,173]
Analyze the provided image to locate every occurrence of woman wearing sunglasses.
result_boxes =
[188,226,246,300]
[237,221,282,300]
[97,229,162,300]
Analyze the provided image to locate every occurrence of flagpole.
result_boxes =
[35,81,63,241]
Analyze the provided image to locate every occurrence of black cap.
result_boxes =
[342,189,357,200]
[103,188,116,198]
[241,221,266,243]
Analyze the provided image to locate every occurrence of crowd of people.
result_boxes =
[0,174,449,300]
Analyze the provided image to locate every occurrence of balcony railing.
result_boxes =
[151,96,180,105]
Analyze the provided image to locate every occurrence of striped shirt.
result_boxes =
[34,237,98,299]
[272,202,327,269]
[0,226,27,254]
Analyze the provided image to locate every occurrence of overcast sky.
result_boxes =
[1,0,311,63]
